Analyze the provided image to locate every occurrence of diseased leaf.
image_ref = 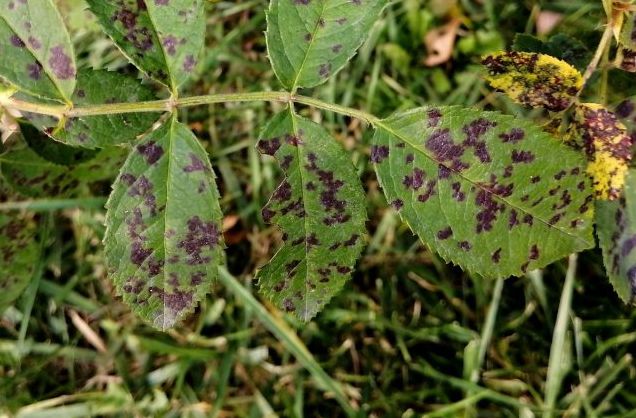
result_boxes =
[618,12,636,72]
[0,0,76,101]
[21,122,98,165]
[104,117,224,330]
[0,144,78,197]
[482,51,583,111]
[86,0,205,91]
[372,106,595,278]
[256,109,366,321]
[0,134,128,197]
[266,0,387,91]
[566,103,633,200]
[52,70,160,148]
[615,97,636,148]
[0,179,40,312]
[596,169,636,303]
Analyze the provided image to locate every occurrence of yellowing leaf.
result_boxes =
[618,12,636,72]
[482,51,583,111]
[567,103,633,200]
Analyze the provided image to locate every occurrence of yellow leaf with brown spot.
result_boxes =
[618,12,636,72]
[567,103,633,200]
[482,51,583,111]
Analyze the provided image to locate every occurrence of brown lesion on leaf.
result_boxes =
[257,137,282,156]
[491,248,502,264]
[177,216,221,265]
[137,141,164,165]
[462,118,496,163]
[183,153,210,173]
[370,145,389,163]
[391,199,404,210]
[436,227,452,240]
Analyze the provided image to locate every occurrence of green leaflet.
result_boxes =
[0,0,76,102]
[596,169,636,303]
[104,117,224,330]
[256,109,366,321]
[86,0,205,91]
[482,51,583,112]
[266,0,387,91]
[0,145,79,197]
[0,179,39,312]
[52,70,161,148]
[372,106,595,278]
[22,122,98,165]
[0,136,128,198]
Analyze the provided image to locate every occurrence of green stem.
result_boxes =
[0,91,380,125]
[580,22,614,89]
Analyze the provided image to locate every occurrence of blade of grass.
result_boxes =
[17,214,52,358]
[217,267,357,417]
[543,254,578,418]
[0,197,106,212]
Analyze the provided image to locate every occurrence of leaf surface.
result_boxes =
[566,103,633,200]
[0,179,39,312]
[372,106,595,278]
[256,109,366,320]
[596,169,636,303]
[86,0,205,91]
[482,51,582,111]
[266,0,387,90]
[104,117,224,330]
[0,0,76,101]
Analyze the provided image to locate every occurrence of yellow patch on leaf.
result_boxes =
[567,103,633,200]
[482,51,583,111]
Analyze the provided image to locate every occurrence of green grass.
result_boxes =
[2,0,636,416]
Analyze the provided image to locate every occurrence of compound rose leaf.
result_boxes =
[256,109,367,321]
[482,51,583,111]
[0,0,76,101]
[104,117,224,330]
[596,169,636,303]
[266,0,387,91]
[86,0,205,91]
[566,103,633,200]
[372,106,595,278]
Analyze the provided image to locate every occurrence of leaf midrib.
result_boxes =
[288,110,312,320]
[375,119,593,249]
[144,0,178,92]
[289,1,328,92]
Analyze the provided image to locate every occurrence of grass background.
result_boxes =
[2,0,636,416]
